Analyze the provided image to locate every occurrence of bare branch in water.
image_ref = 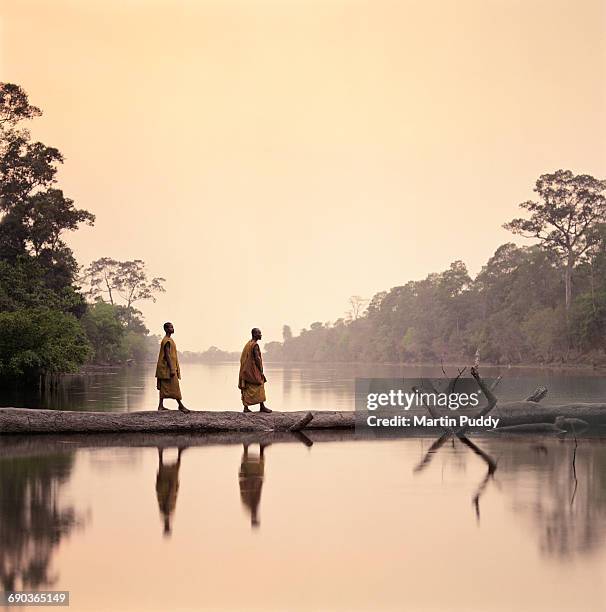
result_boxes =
[526,386,548,403]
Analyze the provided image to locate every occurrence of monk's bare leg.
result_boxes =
[243,404,252,413]
[157,380,168,410]
[260,402,272,413]
[177,399,190,413]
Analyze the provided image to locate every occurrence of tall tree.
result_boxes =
[82,258,165,322]
[0,83,59,211]
[504,170,606,310]
[282,324,293,342]
[0,83,94,289]
[80,257,121,305]
[348,295,368,320]
[115,259,166,311]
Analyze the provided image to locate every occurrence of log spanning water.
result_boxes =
[1,401,606,435]
[0,408,349,434]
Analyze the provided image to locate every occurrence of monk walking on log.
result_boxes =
[156,322,190,412]
[238,328,272,413]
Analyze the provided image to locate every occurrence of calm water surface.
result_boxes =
[1,364,606,611]
[3,362,606,412]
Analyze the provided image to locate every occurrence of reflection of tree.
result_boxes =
[1,367,148,412]
[281,367,295,399]
[415,434,606,558]
[0,453,79,590]
[487,438,606,559]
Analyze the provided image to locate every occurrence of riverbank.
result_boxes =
[81,358,606,374]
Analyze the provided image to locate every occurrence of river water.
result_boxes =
[1,363,606,611]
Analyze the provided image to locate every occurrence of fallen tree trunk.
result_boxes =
[0,407,353,434]
[489,401,606,426]
[1,401,606,435]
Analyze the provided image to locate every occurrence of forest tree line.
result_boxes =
[2,83,605,379]
[0,83,162,383]
[264,171,606,366]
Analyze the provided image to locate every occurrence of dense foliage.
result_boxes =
[2,83,604,373]
[0,83,160,382]
[265,220,606,366]
[0,308,91,378]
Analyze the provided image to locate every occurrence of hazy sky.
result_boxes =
[1,0,605,350]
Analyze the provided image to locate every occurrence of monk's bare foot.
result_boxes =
[260,405,272,413]
[178,404,190,413]
[158,405,169,411]
[243,406,252,413]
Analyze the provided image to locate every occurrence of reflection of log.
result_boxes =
[0,430,360,460]
[0,408,352,435]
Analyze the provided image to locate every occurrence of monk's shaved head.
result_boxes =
[251,328,262,340]
[163,322,174,334]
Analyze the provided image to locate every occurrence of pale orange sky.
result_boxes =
[1,0,605,350]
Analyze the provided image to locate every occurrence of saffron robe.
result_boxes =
[238,340,266,406]
[155,335,182,400]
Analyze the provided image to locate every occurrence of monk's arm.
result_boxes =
[164,342,175,376]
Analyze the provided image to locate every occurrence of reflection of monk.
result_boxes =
[239,444,268,528]
[156,447,185,536]
[238,328,271,413]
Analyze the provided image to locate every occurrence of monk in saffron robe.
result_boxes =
[238,328,272,413]
[156,322,189,412]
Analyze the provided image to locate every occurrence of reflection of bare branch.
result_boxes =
[413,367,500,519]
[472,471,493,521]
[458,435,498,522]
[413,432,450,473]
[570,426,578,507]
[458,436,498,473]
